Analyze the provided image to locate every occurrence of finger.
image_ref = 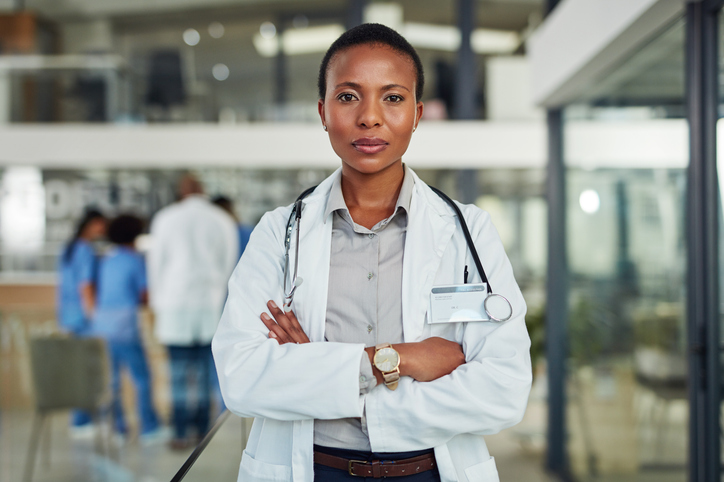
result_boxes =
[284,310,310,343]
[267,301,308,344]
[260,312,293,344]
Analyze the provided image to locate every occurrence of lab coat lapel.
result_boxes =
[290,175,335,343]
[402,179,456,342]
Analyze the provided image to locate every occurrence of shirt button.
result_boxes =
[368,233,374,239]
[360,375,367,383]
[367,272,373,280]
[367,325,373,333]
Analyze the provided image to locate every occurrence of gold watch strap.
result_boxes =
[374,343,400,391]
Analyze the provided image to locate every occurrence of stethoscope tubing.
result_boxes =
[283,184,512,321]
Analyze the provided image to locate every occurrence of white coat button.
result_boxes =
[367,325,373,333]
[360,375,367,383]
[367,272,373,280]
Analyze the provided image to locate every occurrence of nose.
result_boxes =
[357,98,382,129]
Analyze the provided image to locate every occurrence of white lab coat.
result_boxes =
[213,168,531,482]
[148,195,239,345]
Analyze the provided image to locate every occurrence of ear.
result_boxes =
[413,101,424,130]
[318,99,326,129]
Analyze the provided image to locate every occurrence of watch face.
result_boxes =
[374,347,400,372]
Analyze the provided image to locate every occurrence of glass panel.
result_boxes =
[563,16,687,481]
[718,7,724,476]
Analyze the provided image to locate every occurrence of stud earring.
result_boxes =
[323,125,328,131]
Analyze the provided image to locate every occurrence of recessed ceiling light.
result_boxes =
[260,22,277,40]
[212,63,230,81]
[209,22,225,39]
[183,28,200,46]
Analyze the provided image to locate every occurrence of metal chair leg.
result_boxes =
[41,414,52,469]
[23,412,45,482]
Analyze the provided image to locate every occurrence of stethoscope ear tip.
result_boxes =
[294,277,304,287]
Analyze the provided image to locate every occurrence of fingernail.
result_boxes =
[261,313,271,321]
[269,300,278,309]
[269,332,277,338]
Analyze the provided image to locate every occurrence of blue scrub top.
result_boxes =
[239,224,253,260]
[92,247,147,343]
[57,240,97,334]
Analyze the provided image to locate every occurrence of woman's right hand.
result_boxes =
[366,337,465,384]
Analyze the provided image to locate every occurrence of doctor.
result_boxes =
[212,23,532,482]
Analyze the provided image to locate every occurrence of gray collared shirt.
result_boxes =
[313,166,414,451]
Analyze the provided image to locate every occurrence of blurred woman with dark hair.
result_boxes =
[56,208,107,434]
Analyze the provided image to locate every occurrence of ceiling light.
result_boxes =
[402,23,459,51]
[209,22,225,39]
[183,28,200,46]
[471,29,520,54]
[253,24,345,58]
[401,23,519,54]
[260,22,277,40]
[212,63,230,81]
[579,190,600,214]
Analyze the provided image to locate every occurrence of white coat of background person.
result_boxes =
[147,174,238,449]
[213,24,531,482]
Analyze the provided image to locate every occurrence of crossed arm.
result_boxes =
[260,300,466,385]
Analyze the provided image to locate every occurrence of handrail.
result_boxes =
[170,409,232,482]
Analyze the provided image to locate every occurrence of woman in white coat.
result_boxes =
[212,23,532,482]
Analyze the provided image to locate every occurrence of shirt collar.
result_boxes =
[324,164,415,222]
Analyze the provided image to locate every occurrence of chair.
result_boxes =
[23,335,114,482]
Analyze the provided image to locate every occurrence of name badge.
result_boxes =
[429,283,489,324]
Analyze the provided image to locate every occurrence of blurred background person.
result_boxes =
[56,208,107,436]
[147,174,238,450]
[210,194,254,416]
[92,214,163,445]
[212,195,254,262]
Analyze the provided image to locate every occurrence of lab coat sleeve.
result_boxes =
[365,206,532,452]
[145,212,166,310]
[212,207,366,421]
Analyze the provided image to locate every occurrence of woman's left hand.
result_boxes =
[260,300,310,344]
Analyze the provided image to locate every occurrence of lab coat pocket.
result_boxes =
[463,456,499,482]
[239,449,292,481]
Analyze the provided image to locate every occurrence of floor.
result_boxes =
[0,409,557,482]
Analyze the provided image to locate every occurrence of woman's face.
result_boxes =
[83,218,107,241]
[318,44,423,177]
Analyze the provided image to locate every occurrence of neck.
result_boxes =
[340,162,404,211]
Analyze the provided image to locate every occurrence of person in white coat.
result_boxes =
[213,24,531,481]
[148,174,238,449]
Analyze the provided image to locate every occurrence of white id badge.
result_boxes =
[429,283,490,324]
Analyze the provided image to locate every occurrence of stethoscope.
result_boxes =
[283,184,513,323]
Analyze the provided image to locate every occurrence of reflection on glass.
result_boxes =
[563,15,687,479]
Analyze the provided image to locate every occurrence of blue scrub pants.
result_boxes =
[313,445,441,482]
[168,344,212,440]
[108,341,160,435]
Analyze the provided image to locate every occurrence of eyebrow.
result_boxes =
[334,81,411,93]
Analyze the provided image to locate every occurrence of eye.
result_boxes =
[337,93,357,102]
[386,94,404,103]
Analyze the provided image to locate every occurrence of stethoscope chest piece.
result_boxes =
[484,293,513,322]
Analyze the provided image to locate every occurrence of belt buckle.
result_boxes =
[348,459,367,477]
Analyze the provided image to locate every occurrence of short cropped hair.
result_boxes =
[108,214,145,245]
[318,23,424,101]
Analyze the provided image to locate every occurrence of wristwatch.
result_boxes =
[373,343,401,390]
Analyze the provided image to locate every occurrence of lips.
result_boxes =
[352,137,389,154]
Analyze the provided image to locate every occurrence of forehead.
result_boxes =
[327,43,416,87]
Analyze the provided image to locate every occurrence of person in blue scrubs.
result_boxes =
[210,196,252,416]
[92,214,162,442]
[211,196,253,261]
[57,209,107,432]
